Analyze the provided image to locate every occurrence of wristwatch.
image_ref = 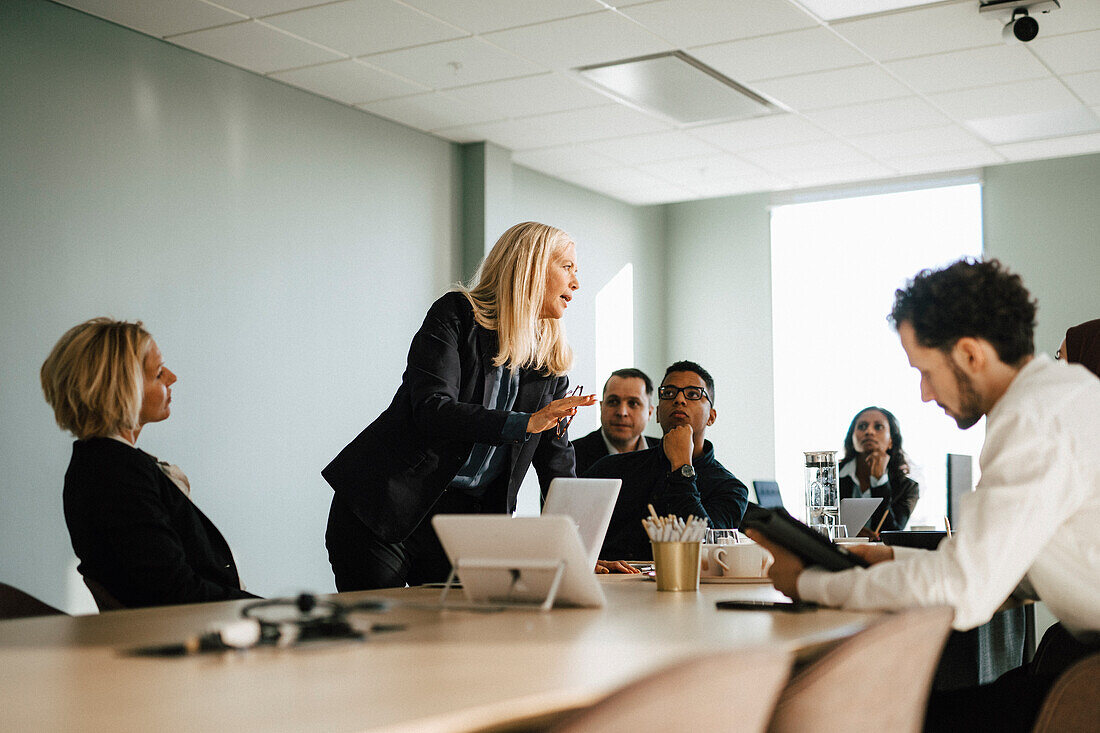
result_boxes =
[673,464,696,479]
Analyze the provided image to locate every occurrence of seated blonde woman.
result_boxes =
[41,318,257,608]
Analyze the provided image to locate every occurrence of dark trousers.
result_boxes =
[326,489,503,591]
[925,623,1099,732]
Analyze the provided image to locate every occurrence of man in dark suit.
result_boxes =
[570,368,659,476]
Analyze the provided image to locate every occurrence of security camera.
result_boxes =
[979,0,1060,44]
[1003,8,1040,43]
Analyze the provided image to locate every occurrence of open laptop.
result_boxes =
[840,497,885,536]
[431,515,606,608]
[541,477,622,569]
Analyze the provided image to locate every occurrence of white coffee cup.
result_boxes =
[722,541,772,578]
[699,544,730,577]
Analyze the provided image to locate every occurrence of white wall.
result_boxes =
[1,0,460,609]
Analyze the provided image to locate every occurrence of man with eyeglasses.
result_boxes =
[587,360,749,561]
[570,368,659,477]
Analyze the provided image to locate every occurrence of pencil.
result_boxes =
[872,507,890,536]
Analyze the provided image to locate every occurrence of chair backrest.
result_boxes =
[0,582,66,620]
[753,480,785,510]
[553,646,792,733]
[83,576,127,612]
[768,606,954,733]
[1031,651,1100,733]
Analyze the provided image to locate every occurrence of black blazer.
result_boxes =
[839,468,920,532]
[63,437,255,608]
[571,428,659,477]
[322,292,576,543]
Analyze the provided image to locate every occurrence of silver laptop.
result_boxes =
[541,477,622,569]
[840,497,885,536]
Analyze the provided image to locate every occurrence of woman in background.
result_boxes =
[41,319,256,608]
[838,406,919,536]
[323,222,597,591]
[1057,318,1100,377]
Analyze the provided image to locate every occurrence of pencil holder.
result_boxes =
[650,541,702,591]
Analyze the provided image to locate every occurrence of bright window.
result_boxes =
[770,183,984,528]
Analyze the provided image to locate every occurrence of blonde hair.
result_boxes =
[458,222,575,376]
[40,318,153,440]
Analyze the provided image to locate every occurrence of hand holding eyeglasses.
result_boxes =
[526,385,596,436]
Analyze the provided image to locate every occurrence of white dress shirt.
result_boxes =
[798,355,1100,639]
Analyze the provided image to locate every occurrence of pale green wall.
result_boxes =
[0,0,462,610]
[663,195,776,487]
[982,153,1100,356]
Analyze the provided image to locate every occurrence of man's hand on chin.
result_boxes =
[745,530,805,600]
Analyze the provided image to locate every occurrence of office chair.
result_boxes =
[0,582,66,620]
[552,646,792,733]
[768,606,954,733]
[752,480,785,510]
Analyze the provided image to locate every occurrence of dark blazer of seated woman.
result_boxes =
[42,318,256,608]
[64,437,254,607]
[839,406,920,534]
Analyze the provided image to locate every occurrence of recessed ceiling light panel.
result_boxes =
[576,51,777,125]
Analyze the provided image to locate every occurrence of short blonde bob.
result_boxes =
[458,221,575,376]
[41,318,153,440]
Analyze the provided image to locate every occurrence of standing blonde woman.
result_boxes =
[323,222,596,590]
[41,319,256,607]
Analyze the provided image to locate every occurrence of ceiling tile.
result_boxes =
[57,0,244,37]
[516,105,671,147]
[618,0,817,48]
[270,59,428,104]
[885,45,1051,95]
[804,96,950,136]
[1063,71,1100,106]
[399,0,604,34]
[881,148,1007,176]
[637,154,763,186]
[1025,0,1100,38]
[832,3,998,61]
[552,166,668,193]
[966,107,1100,145]
[689,113,833,151]
[362,37,542,89]
[443,73,608,118]
[847,124,989,159]
[170,21,341,74]
[213,0,329,16]
[512,145,621,174]
[995,130,1100,161]
[262,0,465,57]
[752,65,911,111]
[582,130,723,164]
[360,92,502,131]
[483,11,672,70]
[784,161,898,188]
[930,77,1083,120]
[1029,30,1100,76]
[738,139,873,172]
[690,27,870,83]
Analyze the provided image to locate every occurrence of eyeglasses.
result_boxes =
[657,385,710,402]
[556,385,583,438]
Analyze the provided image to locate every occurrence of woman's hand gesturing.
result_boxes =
[527,392,596,434]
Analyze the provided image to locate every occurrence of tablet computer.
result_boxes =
[542,477,621,569]
[431,515,606,608]
[740,505,869,572]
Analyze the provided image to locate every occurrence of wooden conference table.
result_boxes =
[0,576,878,732]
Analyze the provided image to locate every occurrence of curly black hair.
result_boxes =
[662,360,715,405]
[889,258,1036,366]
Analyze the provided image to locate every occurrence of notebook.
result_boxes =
[840,497,885,536]
[431,515,606,608]
[541,477,621,569]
